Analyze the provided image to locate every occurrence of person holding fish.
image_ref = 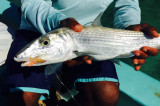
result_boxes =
[5,0,159,106]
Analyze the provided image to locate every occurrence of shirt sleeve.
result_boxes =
[21,0,68,34]
[114,0,141,29]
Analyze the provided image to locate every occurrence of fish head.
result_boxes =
[14,28,74,67]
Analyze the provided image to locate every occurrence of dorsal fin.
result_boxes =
[92,12,103,26]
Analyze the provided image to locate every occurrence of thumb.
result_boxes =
[60,18,83,32]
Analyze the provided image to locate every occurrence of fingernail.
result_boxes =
[74,24,83,32]
[135,66,141,71]
[86,60,92,64]
[133,61,138,65]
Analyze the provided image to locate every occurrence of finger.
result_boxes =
[75,56,91,61]
[60,18,83,32]
[70,22,83,32]
[141,23,159,38]
[64,60,78,67]
[81,56,91,61]
[85,56,93,64]
[64,56,92,67]
[73,56,88,61]
[126,24,159,38]
[85,60,92,64]
[80,56,92,64]
[69,56,89,65]
[134,65,141,71]
[74,56,93,64]
[132,58,145,65]
[141,46,159,56]
[125,24,141,31]
[133,50,149,59]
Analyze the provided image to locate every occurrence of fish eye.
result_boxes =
[39,37,50,46]
[43,41,49,45]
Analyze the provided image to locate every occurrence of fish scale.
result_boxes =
[69,26,160,60]
[14,25,160,66]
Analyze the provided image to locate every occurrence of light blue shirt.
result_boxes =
[20,0,141,34]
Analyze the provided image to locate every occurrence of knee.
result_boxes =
[23,92,41,105]
[77,81,119,106]
[23,92,41,100]
[95,82,119,106]
[8,91,41,106]
[100,88,119,106]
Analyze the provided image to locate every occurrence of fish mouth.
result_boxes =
[14,56,46,67]
[21,60,46,67]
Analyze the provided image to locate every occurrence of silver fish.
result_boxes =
[14,25,160,67]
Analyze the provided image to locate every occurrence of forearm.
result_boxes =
[114,0,141,29]
[21,0,67,34]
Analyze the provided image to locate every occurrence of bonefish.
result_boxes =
[14,25,160,67]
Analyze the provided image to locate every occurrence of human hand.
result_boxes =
[60,18,83,32]
[60,18,92,67]
[126,23,159,71]
[64,56,93,67]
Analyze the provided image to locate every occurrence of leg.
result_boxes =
[76,81,119,106]
[62,60,119,106]
[8,91,41,106]
[5,30,55,106]
[23,92,41,106]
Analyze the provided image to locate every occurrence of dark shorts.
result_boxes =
[6,29,118,100]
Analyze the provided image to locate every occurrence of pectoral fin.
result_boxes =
[110,59,121,65]
[45,63,63,75]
